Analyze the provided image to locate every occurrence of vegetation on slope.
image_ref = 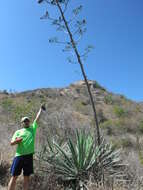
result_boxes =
[0,81,143,189]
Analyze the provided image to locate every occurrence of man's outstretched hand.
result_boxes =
[41,103,46,111]
[34,103,46,123]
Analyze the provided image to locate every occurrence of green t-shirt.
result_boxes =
[11,121,38,157]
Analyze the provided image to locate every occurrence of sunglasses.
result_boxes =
[23,119,30,123]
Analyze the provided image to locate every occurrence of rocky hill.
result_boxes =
[1,80,143,152]
[1,80,143,189]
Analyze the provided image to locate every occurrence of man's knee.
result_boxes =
[11,176,18,182]
[24,176,30,181]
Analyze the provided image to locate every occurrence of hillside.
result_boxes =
[1,80,143,189]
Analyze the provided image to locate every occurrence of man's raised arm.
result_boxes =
[34,104,46,123]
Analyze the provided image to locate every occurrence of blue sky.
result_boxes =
[0,0,143,101]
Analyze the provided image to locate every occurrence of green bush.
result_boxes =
[97,109,107,123]
[121,138,133,148]
[100,119,132,135]
[92,81,106,91]
[73,100,90,115]
[104,95,113,105]
[110,139,121,149]
[1,98,13,111]
[0,97,41,122]
[135,105,142,113]
[113,106,128,118]
[100,120,115,135]
[138,120,143,133]
[13,102,37,122]
[111,137,133,149]
[100,120,113,128]
[120,95,126,99]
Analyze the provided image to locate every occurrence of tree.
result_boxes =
[37,0,101,145]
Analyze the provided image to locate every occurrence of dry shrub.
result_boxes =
[121,151,143,190]
[0,155,10,186]
[15,172,63,190]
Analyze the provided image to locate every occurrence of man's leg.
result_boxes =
[8,176,18,190]
[24,176,30,190]
[9,155,23,190]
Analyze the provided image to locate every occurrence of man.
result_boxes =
[8,104,46,190]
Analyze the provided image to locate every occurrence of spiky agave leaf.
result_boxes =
[50,129,97,182]
[39,129,124,186]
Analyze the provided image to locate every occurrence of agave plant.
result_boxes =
[54,131,95,183]
[37,134,67,166]
[93,139,123,182]
[39,130,123,190]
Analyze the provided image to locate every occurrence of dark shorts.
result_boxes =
[10,154,33,176]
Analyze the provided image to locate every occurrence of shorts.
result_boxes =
[10,154,33,176]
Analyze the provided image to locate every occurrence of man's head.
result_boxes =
[21,117,30,128]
